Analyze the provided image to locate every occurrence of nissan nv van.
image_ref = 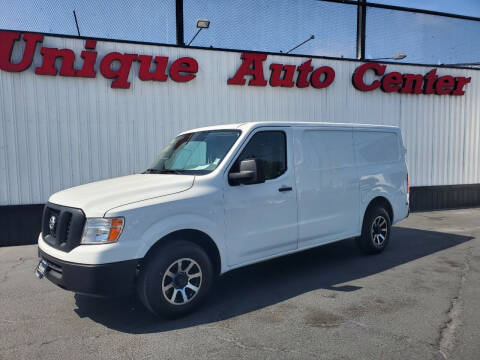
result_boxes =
[36,122,409,317]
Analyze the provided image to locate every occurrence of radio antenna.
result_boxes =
[73,10,81,36]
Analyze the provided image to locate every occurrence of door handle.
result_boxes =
[278,186,293,192]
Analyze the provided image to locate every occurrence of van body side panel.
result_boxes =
[354,129,408,225]
[294,127,360,248]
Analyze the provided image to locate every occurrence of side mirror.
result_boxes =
[229,159,264,185]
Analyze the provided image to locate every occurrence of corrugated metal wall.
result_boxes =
[1,33,479,205]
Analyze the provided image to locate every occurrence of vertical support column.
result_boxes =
[176,0,185,46]
[356,0,366,60]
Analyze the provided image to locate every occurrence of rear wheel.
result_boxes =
[356,206,391,254]
[137,240,213,318]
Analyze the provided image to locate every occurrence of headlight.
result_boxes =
[81,217,124,244]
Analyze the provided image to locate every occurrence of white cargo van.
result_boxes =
[36,122,409,317]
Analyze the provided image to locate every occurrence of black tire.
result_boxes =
[356,206,391,254]
[137,240,214,318]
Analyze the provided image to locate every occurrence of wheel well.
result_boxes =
[365,196,394,222]
[143,229,221,276]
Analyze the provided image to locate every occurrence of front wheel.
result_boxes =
[356,207,391,254]
[137,240,214,318]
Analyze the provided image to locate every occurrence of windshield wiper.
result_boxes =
[143,168,162,174]
[160,169,185,174]
[143,169,185,175]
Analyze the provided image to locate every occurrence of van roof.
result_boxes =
[181,121,400,134]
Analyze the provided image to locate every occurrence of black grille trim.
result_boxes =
[44,257,63,274]
[41,203,86,252]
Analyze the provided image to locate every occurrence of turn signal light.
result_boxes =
[108,218,124,242]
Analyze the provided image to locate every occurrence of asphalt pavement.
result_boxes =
[1,208,480,360]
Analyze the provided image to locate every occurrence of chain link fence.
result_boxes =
[0,0,479,65]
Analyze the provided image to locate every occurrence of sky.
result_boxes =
[371,0,480,17]
[0,0,479,65]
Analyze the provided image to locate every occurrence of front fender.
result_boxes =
[135,214,225,264]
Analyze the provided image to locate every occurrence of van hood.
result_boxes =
[49,174,195,217]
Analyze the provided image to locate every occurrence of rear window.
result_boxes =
[355,131,400,165]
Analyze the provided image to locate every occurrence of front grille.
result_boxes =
[42,203,86,252]
[47,208,60,237]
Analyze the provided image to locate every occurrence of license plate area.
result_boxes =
[35,258,49,279]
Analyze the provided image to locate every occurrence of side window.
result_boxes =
[231,131,287,181]
[303,130,354,170]
[355,131,400,165]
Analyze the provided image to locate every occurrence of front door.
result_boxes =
[224,128,298,266]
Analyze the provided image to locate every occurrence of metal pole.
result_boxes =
[73,10,81,36]
[356,0,366,60]
[176,0,184,45]
[285,35,315,54]
[442,62,480,67]
[187,28,203,46]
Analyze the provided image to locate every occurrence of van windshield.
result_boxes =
[145,130,241,175]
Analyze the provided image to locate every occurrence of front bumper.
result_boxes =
[38,248,139,297]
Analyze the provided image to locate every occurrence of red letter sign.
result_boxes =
[352,62,386,91]
[138,55,169,81]
[100,52,138,88]
[269,63,295,87]
[296,60,314,88]
[0,31,43,72]
[35,48,77,76]
[169,57,198,82]
[227,52,267,86]
[310,66,335,89]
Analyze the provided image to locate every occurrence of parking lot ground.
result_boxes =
[1,208,480,360]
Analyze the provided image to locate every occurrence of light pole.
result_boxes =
[369,53,407,61]
[284,35,315,54]
[187,19,210,46]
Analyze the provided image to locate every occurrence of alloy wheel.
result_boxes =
[370,215,388,247]
[161,258,203,305]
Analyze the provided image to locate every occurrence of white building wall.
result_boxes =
[1,34,479,205]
